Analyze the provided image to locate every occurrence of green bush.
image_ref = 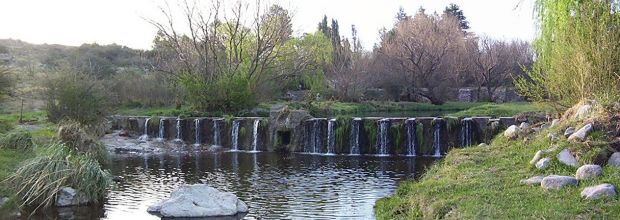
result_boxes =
[180,73,256,113]
[6,142,111,209]
[44,70,111,126]
[0,129,33,150]
[0,120,13,134]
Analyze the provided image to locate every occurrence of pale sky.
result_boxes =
[0,0,536,50]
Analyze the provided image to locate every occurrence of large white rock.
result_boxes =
[504,125,519,139]
[536,157,552,170]
[575,165,603,180]
[541,175,578,190]
[148,184,248,218]
[568,124,592,141]
[581,184,617,200]
[608,152,620,167]
[55,187,90,207]
[557,148,579,167]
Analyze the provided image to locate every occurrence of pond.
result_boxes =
[32,151,437,219]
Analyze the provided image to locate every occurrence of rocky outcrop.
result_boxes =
[504,125,519,139]
[581,184,617,200]
[268,106,312,152]
[541,175,578,190]
[56,187,90,207]
[575,165,602,180]
[148,184,248,218]
[607,152,620,167]
[557,148,579,167]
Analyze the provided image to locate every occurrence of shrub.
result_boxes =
[180,73,256,113]
[6,142,111,209]
[44,70,112,126]
[0,129,33,150]
[57,121,109,166]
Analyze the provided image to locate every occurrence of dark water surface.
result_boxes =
[27,152,437,219]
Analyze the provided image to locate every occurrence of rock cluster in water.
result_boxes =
[148,184,248,218]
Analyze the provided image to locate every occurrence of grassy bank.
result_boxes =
[375,120,620,219]
[448,102,552,117]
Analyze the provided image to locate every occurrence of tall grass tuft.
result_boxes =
[5,142,111,210]
[57,121,109,166]
[0,129,34,150]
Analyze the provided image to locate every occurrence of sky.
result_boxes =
[0,0,536,50]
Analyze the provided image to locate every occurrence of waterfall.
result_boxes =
[432,118,443,157]
[157,118,165,141]
[175,117,182,142]
[326,119,336,155]
[349,118,362,155]
[377,119,390,156]
[194,118,201,146]
[139,118,151,141]
[461,118,473,147]
[250,119,260,152]
[231,119,240,151]
[213,119,222,146]
[405,118,417,156]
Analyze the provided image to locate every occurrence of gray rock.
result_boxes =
[557,148,579,167]
[550,119,561,128]
[530,150,545,165]
[540,123,550,130]
[536,157,552,170]
[608,152,620,167]
[478,143,488,147]
[541,175,578,190]
[504,125,519,139]
[581,184,617,200]
[575,165,603,180]
[520,122,530,130]
[148,184,248,218]
[520,176,545,185]
[568,124,593,141]
[56,187,90,207]
[564,127,576,137]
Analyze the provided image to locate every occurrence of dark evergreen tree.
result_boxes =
[318,15,331,38]
[396,6,408,21]
[444,3,470,30]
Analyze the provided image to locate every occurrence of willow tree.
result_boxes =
[517,0,620,107]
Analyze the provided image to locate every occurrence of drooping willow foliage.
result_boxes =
[516,0,620,108]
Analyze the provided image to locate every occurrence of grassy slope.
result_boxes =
[375,121,620,219]
[449,102,553,117]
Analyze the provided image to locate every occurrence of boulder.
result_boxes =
[504,125,519,139]
[148,184,248,218]
[575,165,603,180]
[568,124,592,141]
[541,175,578,190]
[581,184,617,200]
[56,187,90,207]
[557,148,579,167]
[478,143,488,147]
[536,157,552,170]
[608,152,620,167]
[519,122,530,130]
[564,127,576,137]
[520,176,545,186]
[530,148,556,165]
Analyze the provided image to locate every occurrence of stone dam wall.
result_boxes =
[111,112,533,156]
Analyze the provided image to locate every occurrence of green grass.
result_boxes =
[449,102,553,117]
[375,120,620,219]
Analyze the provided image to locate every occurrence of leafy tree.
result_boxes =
[444,3,470,30]
[516,0,620,107]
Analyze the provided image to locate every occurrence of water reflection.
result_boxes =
[27,152,436,219]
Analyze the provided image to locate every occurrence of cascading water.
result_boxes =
[349,118,362,155]
[250,119,260,152]
[174,117,182,142]
[405,118,417,156]
[157,118,165,141]
[139,118,151,142]
[194,118,201,146]
[326,119,336,155]
[377,119,390,156]
[213,119,223,146]
[461,118,473,147]
[231,119,240,151]
[432,118,443,157]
